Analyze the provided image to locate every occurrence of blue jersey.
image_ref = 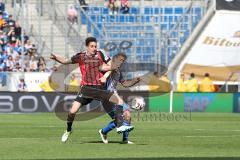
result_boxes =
[105,70,124,92]
[104,70,129,113]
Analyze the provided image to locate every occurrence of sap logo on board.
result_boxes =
[184,94,215,112]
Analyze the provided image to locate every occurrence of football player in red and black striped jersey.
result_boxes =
[51,37,134,142]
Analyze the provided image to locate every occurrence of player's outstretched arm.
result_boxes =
[99,71,112,83]
[99,60,121,71]
[50,53,72,64]
[121,77,141,88]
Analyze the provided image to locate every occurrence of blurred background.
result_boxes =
[0,0,239,113]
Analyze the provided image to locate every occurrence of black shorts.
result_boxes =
[74,85,114,106]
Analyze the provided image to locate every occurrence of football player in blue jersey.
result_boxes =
[98,53,141,144]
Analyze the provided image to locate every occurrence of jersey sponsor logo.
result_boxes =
[84,59,99,63]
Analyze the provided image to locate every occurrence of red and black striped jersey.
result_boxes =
[71,50,110,86]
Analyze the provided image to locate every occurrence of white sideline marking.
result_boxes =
[195,129,240,132]
[0,138,52,140]
[1,126,60,128]
[184,135,240,138]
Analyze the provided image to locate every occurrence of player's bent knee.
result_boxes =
[70,101,81,113]
[109,93,124,105]
[123,110,131,122]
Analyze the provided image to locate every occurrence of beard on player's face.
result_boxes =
[113,56,125,65]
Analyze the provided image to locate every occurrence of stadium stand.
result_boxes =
[8,0,206,66]
[0,1,42,72]
[4,0,206,67]
[0,0,209,91]
[77,0,205,67]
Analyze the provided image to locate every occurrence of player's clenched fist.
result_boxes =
[50,53,57,60]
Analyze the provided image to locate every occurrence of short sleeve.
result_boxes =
[71,53,81,64]
[97,50,111,63]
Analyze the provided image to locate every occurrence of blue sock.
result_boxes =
[122,131,129,142]
[123,120,130,126]
[115,105,124,127]
[102,121,116,134]
[122,103,129,110]
[122,120,130,141]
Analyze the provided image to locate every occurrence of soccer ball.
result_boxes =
[130,97,145,110]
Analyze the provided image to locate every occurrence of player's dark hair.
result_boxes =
[190,73,195,78]
[153,72,162,78]
[85,37,97,46]
[204,73,209,77]
[114,52,127,60]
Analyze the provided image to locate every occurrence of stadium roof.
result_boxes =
[168,0,240,83]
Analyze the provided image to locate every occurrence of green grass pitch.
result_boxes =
[0,112,240,159]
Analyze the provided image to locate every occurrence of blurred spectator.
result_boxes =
[78,0,88,10]
[8,28,19,47]
[0,14,5,28]
[0,0,5,14]
[177,73,186,92]
[14,55,24,71]
[0,30,3,51]
[79,0,87,5]
[0,70,6,86]
[6,55,14,71]
[68,73,79,92]
[214,84,220,92]
[39,76,59,92]
[0,30,8,49]
[0,50,7,62]
[120,0,130,14]
[37,56,46,72]
[24,40,33,51]
[7,15,15,27]
[29,55,37,71]
[2,11,9,21]
[108,0,119,15]
[186,73,198,92]
[199,73,215,92]
[14,21,21,40]
[148,72,171,92]
[23,32,29,43]
[24,44,37,58]
[159,73,171,92]
[16,43,27,55]
[2,21,9,32]
[13,62,22,72]
[17,78,27,92]
[0,58,5,70]
[7,46,18,59]
[67,4,78,24]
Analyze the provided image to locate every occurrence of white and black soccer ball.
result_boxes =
[131,97,145,110]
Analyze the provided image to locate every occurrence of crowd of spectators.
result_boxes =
[177,72,217,92]
[0,1,50,73]
[148,71,218,92]
[108,0,130,15]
